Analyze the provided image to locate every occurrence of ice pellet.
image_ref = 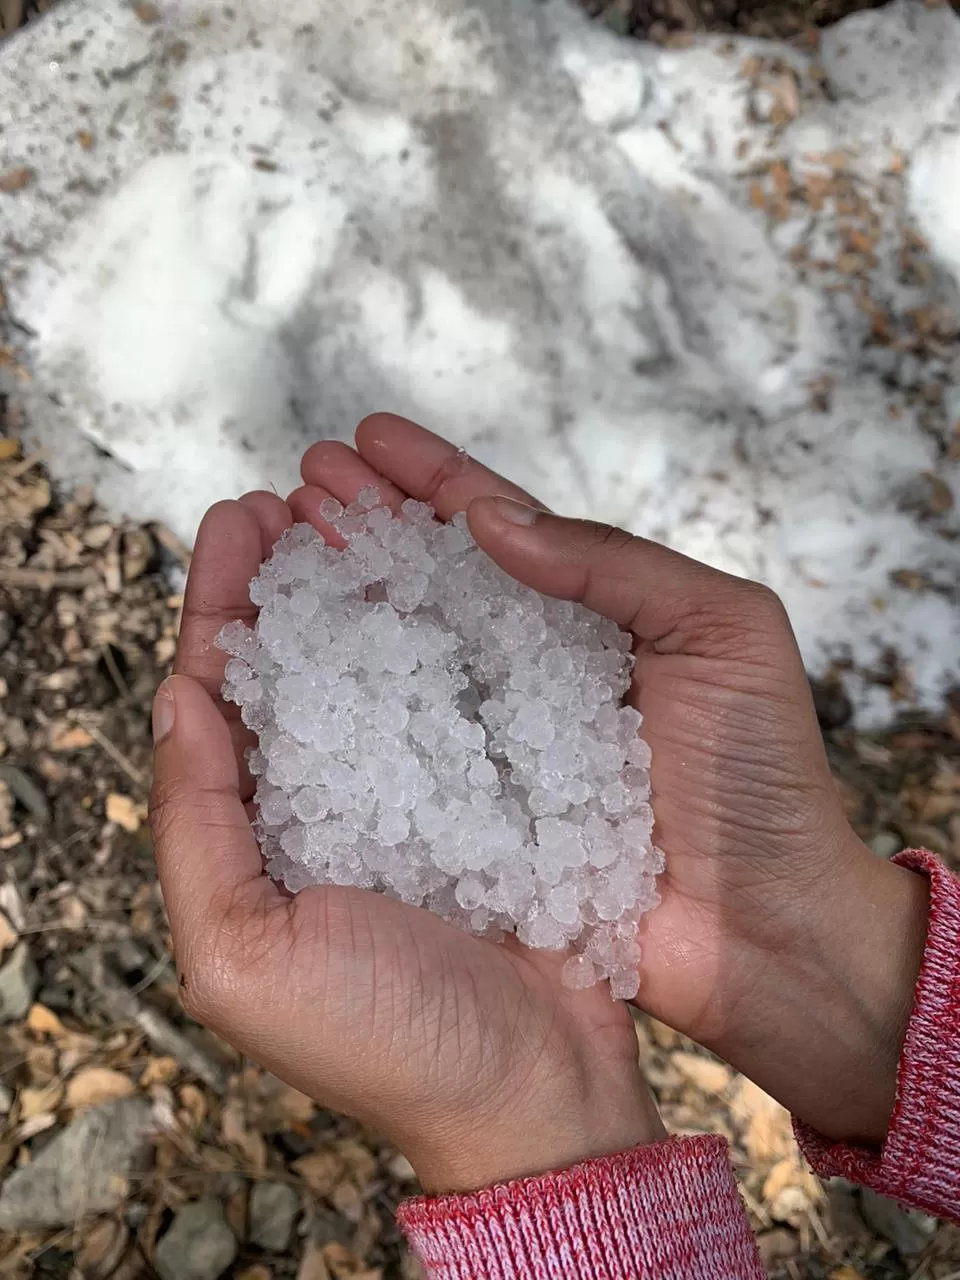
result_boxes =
[217,501,660,997]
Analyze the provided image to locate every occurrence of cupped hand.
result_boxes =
[152,414,928,1180]
[150,420,663,1196]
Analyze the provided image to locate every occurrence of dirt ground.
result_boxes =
[2,1,960,1277]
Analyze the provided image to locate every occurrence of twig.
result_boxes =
[72,947,228,1094]
[72,714,145,786]
[0,565,99,590]
[100,643,133,703]
[9,448,46,478]
[151,521,192,568]
[129,952,171,997]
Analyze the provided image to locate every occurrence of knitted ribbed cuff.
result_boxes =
[398,1134,764,1279]
[796,849,960,1220]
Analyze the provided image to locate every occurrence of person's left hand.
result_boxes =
[150,418,664,1196]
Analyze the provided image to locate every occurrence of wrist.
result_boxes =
[714,833,928,1145]
[402,1059,665,1195]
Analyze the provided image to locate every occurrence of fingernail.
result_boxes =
[491,495,539,527]
[152,680,176,744]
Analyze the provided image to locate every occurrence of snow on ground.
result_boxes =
[0,0,958,723]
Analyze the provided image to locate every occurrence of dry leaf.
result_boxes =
[387,1153,417,1183]
[133,0,160,19]
[122,529,154,582]
[237,1268,273,1280]
[646,1018,682,1050]
[292,1150,342,1198]
[140,1056,179,1087]
[336,1138,377,1187]
[0,167,33,194]
[297,1244,333,1280]
[26,1003,68,1038]
[106,793,143,833]
[762,1157,821,1224]
[0,437,19,460]
[77,1218,129,1279]
[19,1080,64,1118]
[26,1042,57,1085]
[221,1097,267,1168]
[76,129,96,151]
[0,910,17,956]
[730,1077,794,1164]
[331,1181,364,1222]
[178,1082,207,1129]
[269,1081,316,1128]
[12,1112,57,1143]
[829,1268,866,1280]
[768,1183,813,1225]
[50,725,94,751]
[323,1243,382,1280]
[920,470,954,515]
[672,1052,732,1095]
[66,1066,136,1112]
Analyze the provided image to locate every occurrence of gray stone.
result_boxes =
[0,1097,154,1230]
[868,830,903,859]
[250,1180,301,1253]
[0,943,39,1023]
[155,1200,237,1280]
[860,1189,938,1256]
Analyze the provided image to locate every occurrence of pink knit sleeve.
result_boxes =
[796,849,960,1222]
[397,1134,765,1279]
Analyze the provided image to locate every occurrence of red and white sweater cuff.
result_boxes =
[397,1134,764,1279]
[796,849,960,1221]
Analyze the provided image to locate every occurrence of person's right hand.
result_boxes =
[330,416,929,1146]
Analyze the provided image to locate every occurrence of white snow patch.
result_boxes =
[1,0,959,724]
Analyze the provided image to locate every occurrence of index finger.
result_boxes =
[353,413,548,521]
[175,500,268,699]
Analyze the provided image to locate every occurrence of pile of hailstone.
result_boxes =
[218,490,662,998]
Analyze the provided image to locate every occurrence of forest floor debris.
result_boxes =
[1,1,960,1275]
[0,420,958,1278]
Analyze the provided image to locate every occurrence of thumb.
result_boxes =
[150,675,272,971]
[467,494,788,657]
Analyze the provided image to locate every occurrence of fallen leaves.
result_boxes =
[221,1097,268,1169]
[672,1051,732,1095]
[26,1003,68,1038]
[105,792,144,833]
[76,1218,130,1279]
[763,1157,823,1225]
[66,1067,136,1112]
[19,1080,64,1119]
[730,1077,794,1164]
[0,167,33,194]
[50,724,94,752]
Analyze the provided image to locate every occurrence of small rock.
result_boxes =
[868,830,903,859]
[155,1200,238,1280]
[250,1180,301,1252]
[387,1153,418,1184]
[860,1189,938,1256]
[0,942,39,1022]
[810,678,852,730]
[0,1097,155,1230]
